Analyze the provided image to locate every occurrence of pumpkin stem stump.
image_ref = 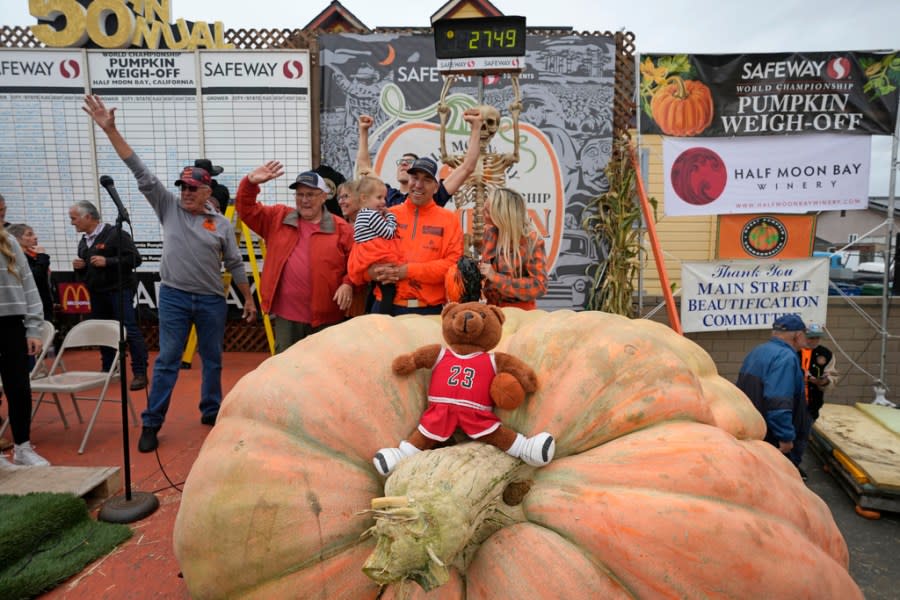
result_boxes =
[363,442,532,591]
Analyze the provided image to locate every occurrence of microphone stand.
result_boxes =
[98,210,159,523]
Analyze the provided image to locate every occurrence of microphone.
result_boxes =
[99,175,131,224]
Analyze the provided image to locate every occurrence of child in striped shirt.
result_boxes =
[348,175,401,314]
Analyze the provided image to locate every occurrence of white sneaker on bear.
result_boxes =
[508,432,555,467]
[13,442,50,467]
[373,440,419,476]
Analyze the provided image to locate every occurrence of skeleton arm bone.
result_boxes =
[438,75,459,166]
[443,109,483,196]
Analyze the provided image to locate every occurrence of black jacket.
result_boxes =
[25,250,54,320]
[75,225,142,293]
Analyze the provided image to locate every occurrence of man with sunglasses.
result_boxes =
[356,112,481,208]
[82,95,257,454]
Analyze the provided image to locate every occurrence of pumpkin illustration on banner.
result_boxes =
[640,54,715,136]
[173,311,861,599]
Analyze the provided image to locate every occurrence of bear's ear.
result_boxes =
[488,304,505,325]
[441,302,458,318]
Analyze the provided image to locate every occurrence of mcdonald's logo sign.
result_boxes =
[58,282,91,314]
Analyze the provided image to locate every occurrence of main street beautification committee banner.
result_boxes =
[639,51,899,137]
[681,258,829,333]
[319,33,616,310]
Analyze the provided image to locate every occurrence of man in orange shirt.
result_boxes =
[349,157,462,315]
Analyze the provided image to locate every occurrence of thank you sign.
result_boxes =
[681,258,829,332]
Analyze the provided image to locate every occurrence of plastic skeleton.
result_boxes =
[438,73,522,256]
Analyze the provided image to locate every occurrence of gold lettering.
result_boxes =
[160,17,189,49]
[213,22,235,49]
[28,0,88,47]
[144,0,170,22]
[86,0,135,49]
[131,15,164,49]
[188,20,215,49]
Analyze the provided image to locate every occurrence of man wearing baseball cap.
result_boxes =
[792,323,838,479]
[236,162,354,352]
[349,153,463,315]
[736,314,809,472]
[83,95,257,454]
[355,110,483,208]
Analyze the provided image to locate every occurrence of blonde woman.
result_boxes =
[0,227,50,468]
[479,187,548,310]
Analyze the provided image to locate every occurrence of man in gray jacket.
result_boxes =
[83,94,257,453]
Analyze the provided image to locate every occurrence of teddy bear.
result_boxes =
[373,302,555,476]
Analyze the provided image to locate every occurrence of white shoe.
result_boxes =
[13,442,51,467]
[373,441,419,476]
[508,432,555,467]
[0,455,26,471]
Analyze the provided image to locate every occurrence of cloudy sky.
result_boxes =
[1,0,898,193]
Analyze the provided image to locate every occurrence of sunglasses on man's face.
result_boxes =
[181,184,207,193]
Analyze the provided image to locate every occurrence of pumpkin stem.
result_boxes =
[664,75,689,99]
[362,443,531,591]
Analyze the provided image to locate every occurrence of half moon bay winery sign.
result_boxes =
[28,0,233,49]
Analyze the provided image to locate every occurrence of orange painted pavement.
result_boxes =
[4,349,269,599]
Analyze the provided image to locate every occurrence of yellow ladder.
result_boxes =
[180,205,275,368]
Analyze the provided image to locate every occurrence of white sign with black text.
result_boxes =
[663,134,871,216]
[681,258,829,332]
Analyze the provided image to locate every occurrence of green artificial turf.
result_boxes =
[0,493,132,599]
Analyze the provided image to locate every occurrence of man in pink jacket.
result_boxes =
[236,161,354,353]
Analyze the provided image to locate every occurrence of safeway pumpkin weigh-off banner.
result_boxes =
[639,51,899,137]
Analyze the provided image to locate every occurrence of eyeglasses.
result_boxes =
[396,158,415,166]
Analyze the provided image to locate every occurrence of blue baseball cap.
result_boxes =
[772,314,806,332]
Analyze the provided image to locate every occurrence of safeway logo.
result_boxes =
[282,60,303,79]
[826,57,851,80]
[59,59,80,79]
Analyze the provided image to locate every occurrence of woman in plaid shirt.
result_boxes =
[478,188,548,310]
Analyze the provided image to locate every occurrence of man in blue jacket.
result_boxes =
[736,314,809,472]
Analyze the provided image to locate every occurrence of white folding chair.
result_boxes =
[0,320,59,437]
[29,319,138,454]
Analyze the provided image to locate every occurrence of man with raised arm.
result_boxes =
[355,109,482,207]
[82,94,257,454]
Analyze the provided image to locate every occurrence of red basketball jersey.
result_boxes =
[427,348,497,410]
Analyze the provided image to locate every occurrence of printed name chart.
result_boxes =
[0,49,312,272]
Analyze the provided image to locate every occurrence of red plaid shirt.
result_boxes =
[481,225,548,308]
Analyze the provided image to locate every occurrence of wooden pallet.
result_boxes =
[811,403,900,517]
[0,466,121,509]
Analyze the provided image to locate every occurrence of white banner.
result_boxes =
[681,258,829,332]
[663,134,870,216]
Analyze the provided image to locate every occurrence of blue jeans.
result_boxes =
[142,285,226,428]
[90,288,148,375]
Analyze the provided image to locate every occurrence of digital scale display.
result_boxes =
[433,16,526,60]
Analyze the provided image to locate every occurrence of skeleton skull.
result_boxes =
[478,104,500,143]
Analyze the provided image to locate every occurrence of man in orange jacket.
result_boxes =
[349,157,462,315]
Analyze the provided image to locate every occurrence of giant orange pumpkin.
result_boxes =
[173,310,861,599]
[650,77,714,136]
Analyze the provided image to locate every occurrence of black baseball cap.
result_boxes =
[406,157,438,180]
